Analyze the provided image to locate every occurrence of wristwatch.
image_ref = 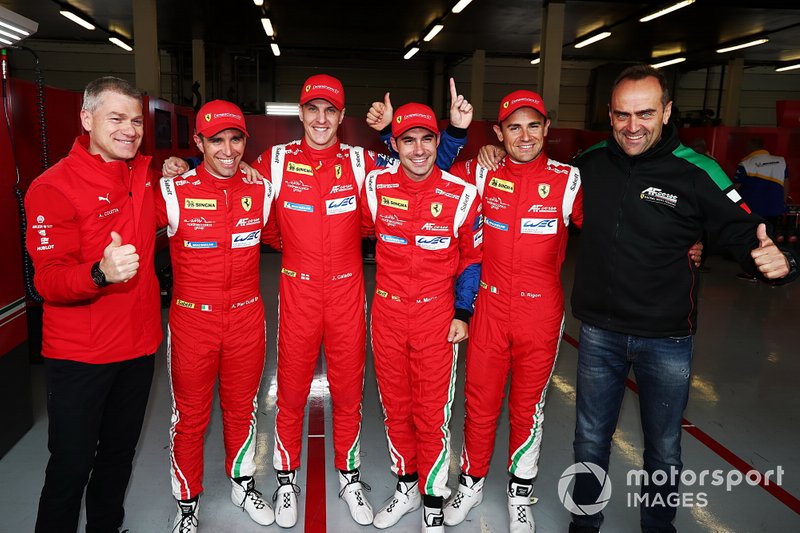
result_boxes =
[784,251,798,276]
[91,261,109,287]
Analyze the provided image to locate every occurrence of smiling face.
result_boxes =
[390,127,439,181]
[493,106,550,164]
[80,90,143,162]
[609,76,672,157]
[194,128,246,178]
[299,98,344,150]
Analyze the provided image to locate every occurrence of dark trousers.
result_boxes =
[35,354,154,533]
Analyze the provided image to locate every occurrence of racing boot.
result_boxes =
[373,476,421,529]
[172,497,199,533]
[508,479,535,533]
[443,473,484,525]
[338,469,374,525]
[231,476,275,525]
[422,495,445,533]
[272,470,300,528]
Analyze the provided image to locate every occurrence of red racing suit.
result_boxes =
[157,164,274,500]
[25,135,162,363]
[362,165,482,498]
[251,139,377,473]
[449,154,582,479]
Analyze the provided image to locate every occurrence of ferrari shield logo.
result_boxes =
[538,184,550,199]
[431,202,443,217]
[204,113,212,122]
[335,164,342,179]
[241,196,252,211]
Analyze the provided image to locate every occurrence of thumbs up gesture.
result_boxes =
[99,231,140,283]
[751,223,790,279]
[366,92,394,131]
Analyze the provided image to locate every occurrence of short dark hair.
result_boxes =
[82,76,142,112]
[612,65,670,106]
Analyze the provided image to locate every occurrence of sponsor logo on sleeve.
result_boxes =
[232,230,261,248]
[381,196,409,210]
[521,218,558,234]
[185,198,217,210]
[415,235,451,250]
[326,195,357,215]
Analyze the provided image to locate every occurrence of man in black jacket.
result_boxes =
[568,65,798,533]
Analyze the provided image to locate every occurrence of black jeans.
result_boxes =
[35,354,155,533]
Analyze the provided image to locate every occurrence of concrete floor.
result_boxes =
[1,239,798,533]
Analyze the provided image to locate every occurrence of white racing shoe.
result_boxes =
[422,502,445,533]
[373,479,422,529]
[508,480,536,533]
[272,470,300,528]
[338,469,374,525]
[172,498,199,533]
[231,476,275,526]
[443,474,484,526]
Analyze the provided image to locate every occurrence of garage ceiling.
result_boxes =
[1,0,799,71]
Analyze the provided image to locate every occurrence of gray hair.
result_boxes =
[82,76,143,112]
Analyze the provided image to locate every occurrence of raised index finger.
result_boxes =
[449,78,458,101]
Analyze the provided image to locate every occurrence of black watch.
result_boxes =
[785,251,799,276]
[91,261,109,287]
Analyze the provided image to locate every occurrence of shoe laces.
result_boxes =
[450,490,465,509]
[272,481,301,509]
[238,483,268,511]
[173,505,198,533]
[515,505,529,524]
[338,478,372,505]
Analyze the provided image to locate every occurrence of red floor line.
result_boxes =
[304,362,327,533]
[561,332,800,515]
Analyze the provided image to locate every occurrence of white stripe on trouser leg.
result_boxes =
[167,324,191,499]
[273,291,292,471]
[230,394,259,478]
[370,312,406,475]
[425,343,459,499]
[508,315,565,479]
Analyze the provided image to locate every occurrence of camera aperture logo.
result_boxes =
[558,462,612,515]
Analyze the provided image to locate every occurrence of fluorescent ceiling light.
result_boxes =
[530,57,540,65]
[60,9,95,31]
[574,31,611,49]
[775,63,800,72]
[651,57,686,68]
[451,0,473,13]
[423,24,444,42]
[0,36,11,45]
[270,43,281,56]
[404,46,420,60]
[716,38,768,54]
[108,36,132,51]
[0,5,37,42]
[261,18,274,37]
[640,0,695,23]
[253,0,264,5]
[265,103,298,115]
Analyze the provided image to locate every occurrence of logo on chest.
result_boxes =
[185,198,217,210]
[381,196,409,211]
[521,218,558,234]
[538,183,550,198]
[286,162,314,176]
[489,177,514,193]
[640,187,678,208]
[326,195,356,215]
[416,235,451,250]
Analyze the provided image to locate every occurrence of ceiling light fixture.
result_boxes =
[261,17,274,37]
[253,0,264,6]
[639,0,695,23]
[404,45,420,60]
[0,6,37,44]
[574,31,611,49]
[451,0,473,14]
[270,42,281,56]
[530,57,540,65]
[265,102,298,115]
[108,34,133,52]
[651,57,686,68]
[423,24,444,42]
[716,38,768,54]
[775,63,800,72]
[60,8,95,31]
